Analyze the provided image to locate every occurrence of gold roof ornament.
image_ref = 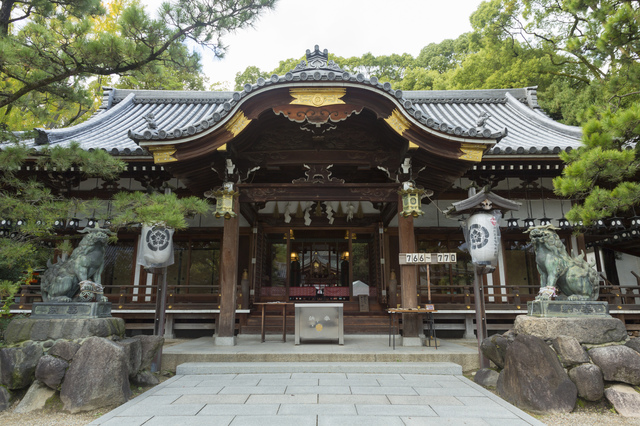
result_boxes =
[290,88,346,107]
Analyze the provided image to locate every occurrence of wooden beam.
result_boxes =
[237,183,399,203]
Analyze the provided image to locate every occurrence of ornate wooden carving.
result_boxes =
[292,164,345,184]
[272,104,363,125]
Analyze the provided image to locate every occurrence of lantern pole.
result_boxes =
[473,265,489,368]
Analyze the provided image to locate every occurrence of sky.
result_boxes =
[141,0,486,89]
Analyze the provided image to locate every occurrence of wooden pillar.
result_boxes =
[398,197,420,337]
[217,195,240,340]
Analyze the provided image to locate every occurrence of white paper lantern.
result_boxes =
[465,212,500,266]
[137,225,175,268]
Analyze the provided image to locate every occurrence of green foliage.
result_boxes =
[111,191,210,230]
[0,0,276,130]
[0,141,127,276]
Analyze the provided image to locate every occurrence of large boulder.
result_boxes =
[132,335,164,371]
[568,364,604,401]
[14,380,56,413]
[497,334,577,414]
[474,368,499,388]
[0,345,44,389]
[514,316,627,345]
[605,384,640,417]
[60,336,131,413]
[35,355,69,389]
[48,340,80,362]
[480,333,512,369]
[590,345,640,385]
[552,335,590,367]
[115,338,142,378]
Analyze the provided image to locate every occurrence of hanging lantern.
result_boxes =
[67,218,80,230]
[630,216,640,230]
[463,211,501,267]
[523,218,537,229]
[539,217,552,226]
[558,217,572,230]
[0,219,11,227]
[209,183,238,219]
[399,183,425,218]
[507,217,520,231]
[593,218,606,231]
[53,218,66,230]
[608,217,625,231]
[15,219,26,227]
[86,217,98,228]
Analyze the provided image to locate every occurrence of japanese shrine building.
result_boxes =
[9,46,640,338]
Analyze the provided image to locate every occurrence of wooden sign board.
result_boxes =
[422,304,435,311]
[399,253,457,265]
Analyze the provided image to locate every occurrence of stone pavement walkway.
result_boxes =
[90,362,544,426]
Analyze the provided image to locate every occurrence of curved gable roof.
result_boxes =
[10,46,582,158]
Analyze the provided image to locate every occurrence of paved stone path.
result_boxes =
[90,363,543,426]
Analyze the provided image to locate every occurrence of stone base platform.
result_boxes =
[527,300,609,317]
[4,317,125,345]
[514,315,627,345]
[30,301,112,319]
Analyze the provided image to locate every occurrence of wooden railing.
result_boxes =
[10,282,640,313]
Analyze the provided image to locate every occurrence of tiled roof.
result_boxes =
[2,46,583,157]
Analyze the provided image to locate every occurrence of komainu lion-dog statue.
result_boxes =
[527,225,599,301]
[40,228,110,302]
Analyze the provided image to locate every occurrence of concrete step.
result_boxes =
[176,361,463,375]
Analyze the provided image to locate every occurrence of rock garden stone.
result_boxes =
[552,335,590,366]
[605,384,640,417]
[590,345,640,385]
[0,386,12,412]
[132,335,164,371]
[48,340,80,361]
[116,338,142,378]
[35,355,69,389]
[568,363,604,401]
[131,370,159,387]
[0,344,44,389]
[497,334,577,414]
[474,368,499,388]
[60,336,131,413]
[480,333,512,369]
[14,380,56,413]
[626,338,640,354]
[514,315,627,344]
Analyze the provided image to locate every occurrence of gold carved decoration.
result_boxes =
[290,88,346,107]
[460,143,485,162]
[384,109,411,135]
[148,145,177,164]
[225,111,251,136]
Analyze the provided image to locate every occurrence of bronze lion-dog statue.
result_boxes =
[526,225,599,301]
[40,228,110,302]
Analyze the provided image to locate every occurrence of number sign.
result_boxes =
[399,253,457,265]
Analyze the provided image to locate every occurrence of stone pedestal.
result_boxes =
[30,302,111,319]
[514,315,627,345]
[527,300,609,317]
[4,317,125,344]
